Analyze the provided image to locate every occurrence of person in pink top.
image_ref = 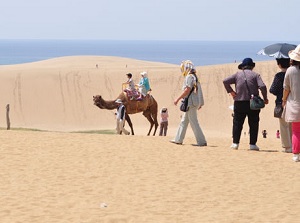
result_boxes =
[159,107,169,136]
[276,130,280,139]
[282,44,300,162]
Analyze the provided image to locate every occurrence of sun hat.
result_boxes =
[161,107,167,112]
[180,60,194,77]
[115,99,123,103]
[288,44,300,62]
[238,58,255,69]
[140,71,147,76]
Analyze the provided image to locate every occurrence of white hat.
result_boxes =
[289,44,300,62]
[140,71,147,76]
[115,99,123,103]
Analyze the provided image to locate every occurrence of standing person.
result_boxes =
[276,130,280,139]
[170,60,207,146]
[282,45,300,162]
[269,58,292,153]
[115,99,130,135]
[262,130,267,138]
[223,58,269,151]
[159,107,169,136]
[137,71,151,100]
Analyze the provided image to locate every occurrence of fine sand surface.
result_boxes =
[0,56,299,223]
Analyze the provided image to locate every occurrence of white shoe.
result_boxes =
[230,143,239,150]
[292,154,299,162]
[250,144,260,151]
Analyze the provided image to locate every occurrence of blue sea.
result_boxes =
[0,39,294,66]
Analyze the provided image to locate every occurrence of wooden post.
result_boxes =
[6,104,10,130]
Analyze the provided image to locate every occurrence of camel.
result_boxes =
[93,92,159,136]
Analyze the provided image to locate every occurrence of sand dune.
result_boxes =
[0,56,278,136]
[0,56,299,223]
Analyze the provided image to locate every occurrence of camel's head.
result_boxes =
[93,95,119,110]
[93,95,104,109]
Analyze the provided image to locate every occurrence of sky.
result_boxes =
[1,0,299,41]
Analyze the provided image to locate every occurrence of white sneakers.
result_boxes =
[230,143,239,150]
[230,143,260,151]
[230,144,299,163]
[249,144,260,151]
[292,154,300,162]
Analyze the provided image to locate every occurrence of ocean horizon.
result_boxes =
[0,39,298,66]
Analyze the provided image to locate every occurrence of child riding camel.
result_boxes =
[136,71,151,101]
[123,73,139,100]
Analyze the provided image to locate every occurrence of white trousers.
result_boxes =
[116,119,129,135]
[279,117,292,148]
[174,106,206,144]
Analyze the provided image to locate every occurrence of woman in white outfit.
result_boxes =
[170,60,207,146]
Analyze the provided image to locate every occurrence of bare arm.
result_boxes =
[282,88,290,107]
[174,87,191,106]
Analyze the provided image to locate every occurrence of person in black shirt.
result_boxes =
[270,58,292,153]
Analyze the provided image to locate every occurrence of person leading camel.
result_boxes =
[115,99,130,135]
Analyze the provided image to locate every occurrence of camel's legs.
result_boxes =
[125,113,134,135]
[148,104,159,136]
[143,110,155,136]
[150,112,158,136]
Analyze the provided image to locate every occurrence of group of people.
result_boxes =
[115,71,169,137]
[123,71,150,101]
[115,44,300,162]
[171,45,300,162]
[114,71,151,135]
[222,45,300,162]
[115,71,169,136]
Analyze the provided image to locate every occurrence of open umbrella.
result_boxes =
[257,43,297,58]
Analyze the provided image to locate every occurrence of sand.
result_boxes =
[0,56,299,223]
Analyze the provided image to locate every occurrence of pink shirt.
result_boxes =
[160,111,168,123]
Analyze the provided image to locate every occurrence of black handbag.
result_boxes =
[180,98,189,112]
[180,88,193,112]
[274,104,283,118]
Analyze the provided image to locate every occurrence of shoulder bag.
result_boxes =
[274,104,283,118]
[180,89,193,112]
[243,71,265,110]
